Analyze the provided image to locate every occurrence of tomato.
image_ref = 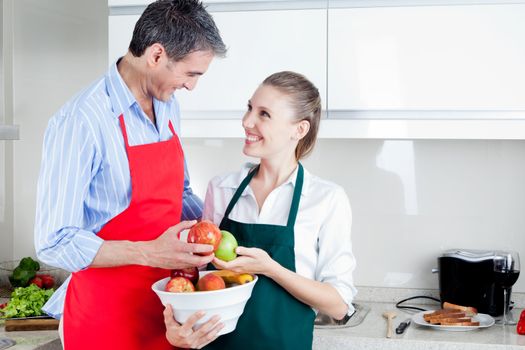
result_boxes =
[37,274,55,289]
[29,276,43,288]
[520,310,525,321]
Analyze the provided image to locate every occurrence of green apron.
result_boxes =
[205,163,315,350]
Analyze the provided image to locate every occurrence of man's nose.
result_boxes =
[183,78,197,91]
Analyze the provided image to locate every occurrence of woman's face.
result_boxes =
[242,85,299,161]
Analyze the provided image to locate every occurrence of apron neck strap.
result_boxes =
[223,163,304,229]
[287,163,303,229]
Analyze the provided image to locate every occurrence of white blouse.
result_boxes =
[202,164,357,315]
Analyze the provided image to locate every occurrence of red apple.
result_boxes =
[187,220,222,256]
[197,273,225,291]
[165,277,195,293]
[170,267,199,285]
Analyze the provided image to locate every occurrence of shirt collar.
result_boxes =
[105,59,137,118]
[218,163,310,197]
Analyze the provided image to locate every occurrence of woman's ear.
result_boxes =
[295,120,310,140]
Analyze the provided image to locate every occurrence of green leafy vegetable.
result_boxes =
[0,284,54,318]
[8,257,41,287]
[19,257,40,271]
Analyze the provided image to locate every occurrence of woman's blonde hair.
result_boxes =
[262,71,321,160]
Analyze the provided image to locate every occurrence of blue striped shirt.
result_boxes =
[34,61,203,319]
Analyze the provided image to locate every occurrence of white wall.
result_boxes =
[182,138,525,292]
[8,0,107,259]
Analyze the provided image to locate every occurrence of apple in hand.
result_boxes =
[187,220,222,256]
[197,273,225,291]
[215,230,238,262]
[165,277,195,293]
[170,267,199,285]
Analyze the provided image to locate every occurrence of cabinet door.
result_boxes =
[176,9,327,119]
[328,4,525,114]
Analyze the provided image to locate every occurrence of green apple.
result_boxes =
[215,230,238,262]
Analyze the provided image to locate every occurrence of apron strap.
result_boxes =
[222,163,304,230]
[286,163,303,229]
[118,114,131,148]
[168,120,176,136]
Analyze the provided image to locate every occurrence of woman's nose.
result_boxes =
[242,112,254,128]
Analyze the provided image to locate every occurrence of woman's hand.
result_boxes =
[212,247,279,276]
[163,304,224,349]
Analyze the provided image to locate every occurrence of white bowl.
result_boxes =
[152,271,258,335]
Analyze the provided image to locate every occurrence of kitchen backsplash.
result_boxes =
[182,138,525,293]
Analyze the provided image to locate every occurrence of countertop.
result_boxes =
[2,297,525,349]
[314,302,525,350]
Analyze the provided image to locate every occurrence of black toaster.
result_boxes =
[436,249,518,316]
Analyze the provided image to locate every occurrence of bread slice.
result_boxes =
[425,312,466,324]
[423,302,479,327]
[442,302,478,317]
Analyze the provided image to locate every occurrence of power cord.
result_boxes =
[395,295,441,312]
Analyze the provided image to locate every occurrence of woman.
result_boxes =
[164,71,357,349]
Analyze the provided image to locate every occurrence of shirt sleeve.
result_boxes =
[315,186,358,315]
[34,113,104,273]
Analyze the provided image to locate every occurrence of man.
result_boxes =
[34,1,226,349]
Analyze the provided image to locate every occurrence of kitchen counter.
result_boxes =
[2,297,525,349]
[314,302,525,350]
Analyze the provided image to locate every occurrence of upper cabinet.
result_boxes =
[175,8,327,119]
[327,4,525,114]
[109,1,525,139]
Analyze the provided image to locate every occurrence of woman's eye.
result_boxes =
[247,104,252,111]
[261,111,270,118]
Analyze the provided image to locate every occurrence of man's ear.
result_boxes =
[296,120,310,140]
[145,43,166,67]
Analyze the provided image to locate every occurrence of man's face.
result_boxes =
[150,49,214,101]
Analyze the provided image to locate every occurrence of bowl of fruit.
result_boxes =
[152,269,258,336]
[152,221,257,335]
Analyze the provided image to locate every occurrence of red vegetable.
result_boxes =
[0,302,8,309]
[37,274,55,289]
[517,311,525,335]
[29,276,43,288]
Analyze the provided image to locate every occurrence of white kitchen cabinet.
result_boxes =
[109,1,525,139]
[109,8,327,120]
[327,4,525,114]
[176,9,327,119]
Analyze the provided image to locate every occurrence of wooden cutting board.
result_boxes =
[4,318,59,332]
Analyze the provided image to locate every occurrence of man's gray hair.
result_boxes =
[129,0,227,61]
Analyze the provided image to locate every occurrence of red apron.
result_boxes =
[63,115,184,350]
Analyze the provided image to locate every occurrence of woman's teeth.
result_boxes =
[246,135,261,142]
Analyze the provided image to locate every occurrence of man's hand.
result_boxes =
[91,220,215,269]
[164,304,223,349]
[138,220,215,269]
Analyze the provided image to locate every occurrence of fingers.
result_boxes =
[235,246,256,256]
[163,304,175,326]
[180,311,206,332]
[169,220,197,234]
[211,257,229,270]
[195,316,224,349]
